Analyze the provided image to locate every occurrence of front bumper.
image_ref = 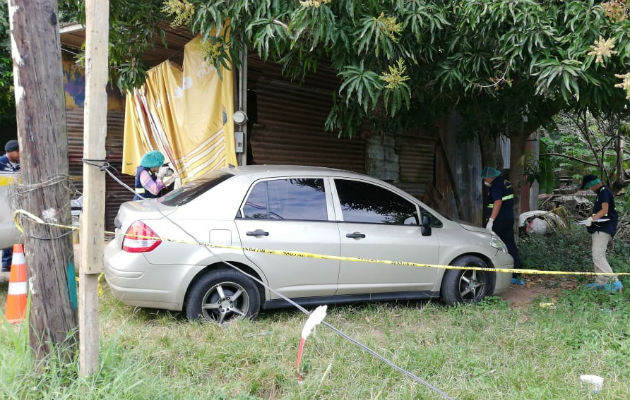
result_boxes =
[493,250,513,294]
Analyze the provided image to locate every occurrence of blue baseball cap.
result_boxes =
[5,140,18,152]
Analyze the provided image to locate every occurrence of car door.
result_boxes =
[333,178,440,295]
[235,177,340,299]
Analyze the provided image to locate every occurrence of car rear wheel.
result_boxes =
[185,268,261,324]
[440,255,495,305]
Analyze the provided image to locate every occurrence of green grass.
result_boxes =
[1,278,629,399]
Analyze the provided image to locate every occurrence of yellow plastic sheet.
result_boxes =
[123,36,236,183]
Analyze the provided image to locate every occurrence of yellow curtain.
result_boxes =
[122,36,236,183]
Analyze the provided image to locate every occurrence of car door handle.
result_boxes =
[246,229,269,237]
[346,232,366,239]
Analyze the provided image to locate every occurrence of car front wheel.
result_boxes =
[440,255,495,305]
[185,268,261,324]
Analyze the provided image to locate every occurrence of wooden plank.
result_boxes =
[79,0,109,377]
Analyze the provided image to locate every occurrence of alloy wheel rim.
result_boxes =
[458,268,486,301]
[201,281,250,324]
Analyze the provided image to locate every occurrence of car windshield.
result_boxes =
[160,171,233,206]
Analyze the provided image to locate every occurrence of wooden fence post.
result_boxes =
[80,0,110,376]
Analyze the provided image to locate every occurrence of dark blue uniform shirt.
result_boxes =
[485,177,515,223]
[0,155,19,172]
[588,185,618,236]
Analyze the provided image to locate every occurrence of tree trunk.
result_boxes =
[479,130,503,169]
[509,130,531,238]
[612,124,629,193]
[8,0,77,361]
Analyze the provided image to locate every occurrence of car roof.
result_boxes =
[222,164,372,180]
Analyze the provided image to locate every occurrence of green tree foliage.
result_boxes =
[54,1,630,219]
[65,0,630,142]
[539,110,630,193]
[0,0,15,135]
[60,0,168,91]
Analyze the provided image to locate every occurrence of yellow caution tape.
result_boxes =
[0,175,16,186]
[74,273,104,296]
[13,209,629,277]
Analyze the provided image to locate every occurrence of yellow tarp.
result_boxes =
[123,36,236,183]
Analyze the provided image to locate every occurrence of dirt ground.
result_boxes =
[499,275,579,308]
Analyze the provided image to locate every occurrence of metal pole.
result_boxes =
[239,51,248,166]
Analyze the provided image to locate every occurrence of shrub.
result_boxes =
[519,226,630,276]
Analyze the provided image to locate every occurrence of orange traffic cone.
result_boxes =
[4,244,27,324]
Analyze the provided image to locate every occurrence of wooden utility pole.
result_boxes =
[8,0,78,360]
[80,0,109,377]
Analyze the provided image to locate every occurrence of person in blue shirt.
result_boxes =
[581,174,622,293]
[1,139,19,271]
[133,150,174,200]
[481,167,524,285]
[0,139,20,172]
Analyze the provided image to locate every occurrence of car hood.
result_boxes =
[456,220,491,235]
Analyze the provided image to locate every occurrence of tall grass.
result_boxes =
[1,278,629,399]
[519,226,630,275]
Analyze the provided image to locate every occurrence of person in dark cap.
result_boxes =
[581,174,622,293]
[481,166,524,285]
[0,139,20,172]
[0,140,19,271]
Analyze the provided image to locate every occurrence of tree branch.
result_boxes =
[579,111,608,180]
[540,153,599,167]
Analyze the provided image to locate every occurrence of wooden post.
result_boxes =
[7,0,78,360]
[80,0,109,377]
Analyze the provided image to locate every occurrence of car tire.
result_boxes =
[185,268,261,324]
[440,255,495,305]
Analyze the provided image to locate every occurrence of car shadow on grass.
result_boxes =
[257,298,436,323]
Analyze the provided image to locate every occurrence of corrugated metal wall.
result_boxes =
[247,57,365,173]
[395,135,435,199]
[67,109,134,230]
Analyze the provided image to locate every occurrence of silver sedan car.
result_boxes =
[105,165,512,323]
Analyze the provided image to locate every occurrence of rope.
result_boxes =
[83,159,144,199]
[11,173,77,240]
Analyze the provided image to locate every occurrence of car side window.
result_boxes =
[334,179,418,225]
[242,178,328,221]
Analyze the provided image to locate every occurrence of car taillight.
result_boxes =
[122,221,162,253]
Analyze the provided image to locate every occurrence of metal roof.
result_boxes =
[60,22,194,66]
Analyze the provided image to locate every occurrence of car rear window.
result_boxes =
[160,171,233,206]
[241,178,328,221]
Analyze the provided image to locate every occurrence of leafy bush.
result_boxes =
[519,226,630,276]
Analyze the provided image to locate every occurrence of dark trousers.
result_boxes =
[492,220,521,269]
[2,247,12,269]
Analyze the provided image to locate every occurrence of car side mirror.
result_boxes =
[421,214,432,236]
